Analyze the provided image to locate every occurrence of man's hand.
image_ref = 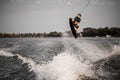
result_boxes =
[75,27,80,31]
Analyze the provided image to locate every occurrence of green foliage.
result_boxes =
[0,31,62,38]
[82,27,120,37]
[0,27,120,38]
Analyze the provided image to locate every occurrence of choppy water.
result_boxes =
[0,37,120,80]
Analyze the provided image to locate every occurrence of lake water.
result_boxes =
[0,37,120,80]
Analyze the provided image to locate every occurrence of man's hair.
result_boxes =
[78,13,81,17]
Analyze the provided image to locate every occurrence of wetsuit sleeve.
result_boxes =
[74,17,77,21]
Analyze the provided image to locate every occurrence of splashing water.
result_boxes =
[0,37,120,80]
[0,49,93,80]
[36,52,93,80]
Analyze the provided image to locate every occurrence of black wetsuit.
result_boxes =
[74,17,81,29]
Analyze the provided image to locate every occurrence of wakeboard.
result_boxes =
[69,18,78,38]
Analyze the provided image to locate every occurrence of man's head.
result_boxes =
[77,13,81,18]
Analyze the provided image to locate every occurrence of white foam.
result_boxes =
[36,52,94,80]
[0,49,93,80]
[0,41,120,80]
[0,50,14,57]
[0,49,37,72]
[112,45,120,54]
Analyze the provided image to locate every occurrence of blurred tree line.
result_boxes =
[0,31,62,38]
[0,27,120,38]
[81,27,120,37]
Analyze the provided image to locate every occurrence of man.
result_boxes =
[73,13,81,31]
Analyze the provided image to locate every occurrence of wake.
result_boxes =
[0,49,93,80]
[0,38,120,80]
